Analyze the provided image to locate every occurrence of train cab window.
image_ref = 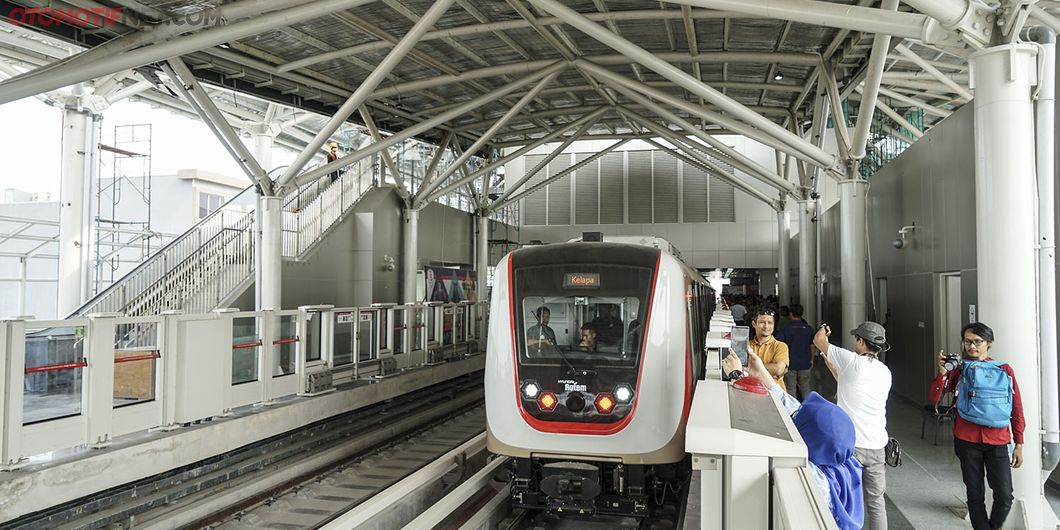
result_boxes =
[514,264,653,369]
[522,297,642,366]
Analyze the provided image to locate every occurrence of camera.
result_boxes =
[942,354,963,372]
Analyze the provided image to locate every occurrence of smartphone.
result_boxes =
[731,326,750,365]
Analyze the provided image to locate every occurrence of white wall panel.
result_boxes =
[574,154,599,225]
[652,151,679,223]
[627,151,652,224]
[546,156,572,226]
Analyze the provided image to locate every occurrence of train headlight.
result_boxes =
[614,385,634,403]
[595,393,616,414]
[538,392,558,411]
[521,381,540,399]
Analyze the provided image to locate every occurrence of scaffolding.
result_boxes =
[859,104,924,178]
[94,124,154,295]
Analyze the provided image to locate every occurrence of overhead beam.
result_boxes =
[414,70,560,206]
[492,139,630,211]
[164,58,272,194]
[577,60,831,174]
[618,110,780,206]
[877,86,952,118]
[523,1,839,172]
[289,62,567,188]
[853,87,925,139]
[360,107,408,197]
[644,137,777,210]
[894,43,974,100]
[0,0,377,105]
[431,108,609,208]
[484,115,604,209]
[660,0,931,40]
[606,86,793,193]
[276,0,455,192]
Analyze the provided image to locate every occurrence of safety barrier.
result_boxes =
[691,310,837,529]
[0,300,488,469]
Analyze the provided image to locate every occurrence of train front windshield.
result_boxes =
[515,265,653,369]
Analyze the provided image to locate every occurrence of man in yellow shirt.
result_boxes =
[748,308,790,391]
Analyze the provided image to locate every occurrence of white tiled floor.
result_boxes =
[887,396,1060,529]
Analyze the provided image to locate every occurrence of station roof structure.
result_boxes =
[0,0,1043,208]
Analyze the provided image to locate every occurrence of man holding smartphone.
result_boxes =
[749,308,789,391]
[814,321,893,530]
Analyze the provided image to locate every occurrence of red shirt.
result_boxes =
[929,358,1025,445]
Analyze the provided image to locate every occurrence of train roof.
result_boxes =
[565,234,686,265]
[512,241,661,270]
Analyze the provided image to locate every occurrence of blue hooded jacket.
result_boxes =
[793,392,865,530]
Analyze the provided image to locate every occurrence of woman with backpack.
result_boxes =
[930,322,1025,530]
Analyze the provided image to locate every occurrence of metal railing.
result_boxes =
[71,162,376,318]
[283,158,375,259]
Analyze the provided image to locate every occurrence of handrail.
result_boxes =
[71,185,257,318]
[71,161,377,319]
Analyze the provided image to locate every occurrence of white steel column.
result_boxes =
[838,178,869,348]
[252,125,278,174]
[259,195,283,310]
[798,199,818,326]
[778,206,791,307]
[1031,26,1060,483]
[850,0,899,160]
[970,43,1049,529]
[477,214,489,302]
[403,208,420,303]
[58,106,93,317]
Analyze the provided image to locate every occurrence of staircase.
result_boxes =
[71,161,376,318]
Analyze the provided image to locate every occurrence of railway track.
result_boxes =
[10,369,691,530]
[7,374,484,530]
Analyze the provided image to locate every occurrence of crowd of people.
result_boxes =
[720,293,1025,530]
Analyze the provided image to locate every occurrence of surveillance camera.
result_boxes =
[892,238,905,249]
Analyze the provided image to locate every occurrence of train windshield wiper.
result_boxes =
[532,340,581,374]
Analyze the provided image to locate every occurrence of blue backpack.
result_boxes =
[956,360,1013,428]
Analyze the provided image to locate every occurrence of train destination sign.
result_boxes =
[564,273,600,288]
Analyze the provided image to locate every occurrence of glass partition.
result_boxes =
[305,311,322,362]
[333,311,355,366]
[378,311,388,351]
[273,315,298,377]
[357,311,377,362]
[411,307,424,351]
[442,306,455,346]
[231,317,260,385]
[427,306,437,343]
[455,306,467,343]
[24,326,86,424]
[113,322,160,408]
[393,310,405,354]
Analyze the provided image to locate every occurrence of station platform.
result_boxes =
[883,397,1060,529]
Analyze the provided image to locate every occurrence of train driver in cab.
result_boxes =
[592,304,624,346]
[526,306,557,347]
[579,323,599,352]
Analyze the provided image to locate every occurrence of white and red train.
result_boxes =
[484,237,715,517]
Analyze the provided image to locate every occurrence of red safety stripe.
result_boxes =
[232,341,263,349]
[25,360,87,374]
[114,353,161,364]
[272,338,300,345]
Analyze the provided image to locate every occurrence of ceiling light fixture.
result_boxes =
[774,71,784,81]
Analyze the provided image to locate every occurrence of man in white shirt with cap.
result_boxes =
[814,321,892,530]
